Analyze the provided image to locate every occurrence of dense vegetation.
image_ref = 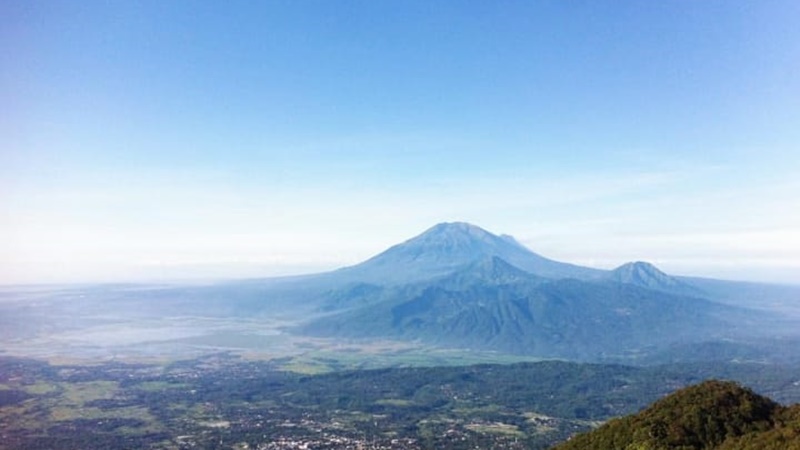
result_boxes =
[553,380,800,450]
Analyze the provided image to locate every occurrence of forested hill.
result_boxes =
[552,380,800,450]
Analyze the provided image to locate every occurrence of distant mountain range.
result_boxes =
[282,222,798,362]
[303,255,728,359]
[133,221,799,364]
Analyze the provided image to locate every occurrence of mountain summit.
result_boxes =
[334,222,602,284]
[302,222,763,361]
[610,261,701,296]
[611,261,674,284]
[219,221,790,363]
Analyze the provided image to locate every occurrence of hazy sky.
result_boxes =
[3,1,799,284]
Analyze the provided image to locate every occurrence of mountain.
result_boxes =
[552,380,800,450]
[330,222,604,284]
[288,222,798,362]
[609,261,702,296]
[119,221,796,363]
[303,257,745,360]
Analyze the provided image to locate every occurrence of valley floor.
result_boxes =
[3,354,800,450]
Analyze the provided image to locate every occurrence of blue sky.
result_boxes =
[2,1,799,283]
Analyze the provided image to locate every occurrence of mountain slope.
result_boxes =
[610,261,703,296]
[717,404,800,450]
[303,257,739,360]
[295,223,787,361]
[136,222,794,365]
[331,222,604,284]
[552,380,795,450]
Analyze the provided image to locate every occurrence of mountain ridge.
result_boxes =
[331,222,605,284]
[147,221,799,364]
[302,258,739,360]
[290,222,798,362]
[609,260,704,296]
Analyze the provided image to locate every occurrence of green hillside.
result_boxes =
[552,380,800,450]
